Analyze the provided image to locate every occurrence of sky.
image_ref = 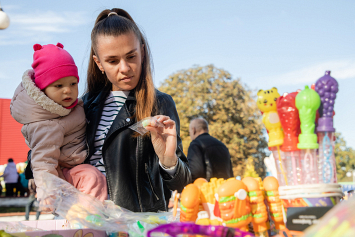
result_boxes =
[1,0,354,148]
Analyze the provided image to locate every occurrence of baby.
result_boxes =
[10,43,107,202]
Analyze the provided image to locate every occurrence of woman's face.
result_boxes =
[93,31,143,91]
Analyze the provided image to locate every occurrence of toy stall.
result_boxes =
[1,71,355,237]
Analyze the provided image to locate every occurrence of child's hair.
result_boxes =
[86,8,156,122]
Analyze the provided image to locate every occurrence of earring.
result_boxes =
[102,71,104,74]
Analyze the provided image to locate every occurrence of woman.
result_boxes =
[82,8,191,212]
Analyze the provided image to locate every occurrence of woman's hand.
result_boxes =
[145,115,178,168]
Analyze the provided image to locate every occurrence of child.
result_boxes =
[10,43,107,202]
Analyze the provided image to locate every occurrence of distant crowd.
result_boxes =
[0,158,28,197]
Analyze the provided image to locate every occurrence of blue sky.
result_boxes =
[1,0,354,148]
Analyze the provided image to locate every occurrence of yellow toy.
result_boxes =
[257,88,283,147]
[257,87,288,185]
[242,177,269,237]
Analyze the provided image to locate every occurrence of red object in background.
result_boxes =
[276,92,301,152]
[0,99,28,165]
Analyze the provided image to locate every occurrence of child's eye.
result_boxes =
[55,85,62,88]
[128,55,136,59]
[71,82,77,86]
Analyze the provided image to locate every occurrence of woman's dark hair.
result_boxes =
[87,8,156,122]
[8,158,14,163]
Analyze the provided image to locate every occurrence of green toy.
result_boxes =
[295,85,321,149]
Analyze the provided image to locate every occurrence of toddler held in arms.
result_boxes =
[10,43,107,203]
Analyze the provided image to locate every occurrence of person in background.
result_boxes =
[19,172,29,196]
[25,179,40,220]
[0,158,19,197]
[187,118,234,182]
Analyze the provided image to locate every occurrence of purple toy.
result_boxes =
[314,71,339,132]
[315,71,339,183]
[147,222,255,237]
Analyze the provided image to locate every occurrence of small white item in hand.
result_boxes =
[129,117,164,135]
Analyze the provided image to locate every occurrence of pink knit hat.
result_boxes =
[31,43,79,90]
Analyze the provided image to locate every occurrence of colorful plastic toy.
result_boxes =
[215,179,252,231]
[200,178,225,225]
[257,88,287,185]
[180,184,200,222]
[296,85,321,184]
[263,177,285,232]
[277,91,302,185]
[257,88,284,147]
[242,177,269,237]
[315,71,339,184]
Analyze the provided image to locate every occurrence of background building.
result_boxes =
[0,98,28,165]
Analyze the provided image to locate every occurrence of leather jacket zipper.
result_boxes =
[136,137,143,211]
[145,163,160,201]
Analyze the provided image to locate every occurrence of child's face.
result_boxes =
[44,76,78,107]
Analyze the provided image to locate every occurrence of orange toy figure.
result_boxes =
[194,178,208,212]
[263,176,285,232]
[242,177,269,237]
[180,184,200,222]
[216,179,252,231]
[194,178,208,188]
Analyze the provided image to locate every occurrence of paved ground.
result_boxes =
[0,197,55,222]
[0,213,55,221]
[0,197,28,207]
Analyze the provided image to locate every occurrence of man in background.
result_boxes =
[187,118,234,182]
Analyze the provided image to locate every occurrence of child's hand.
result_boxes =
[39,195,56,213]
[56,165,66,181]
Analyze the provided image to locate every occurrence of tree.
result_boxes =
[335,132,355,181]
[159,64,268,177]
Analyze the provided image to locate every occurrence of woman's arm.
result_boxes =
[146,93,192,192]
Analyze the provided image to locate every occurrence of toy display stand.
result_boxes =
[277,183,343,234]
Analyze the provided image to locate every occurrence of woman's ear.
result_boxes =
[93,55,104,72]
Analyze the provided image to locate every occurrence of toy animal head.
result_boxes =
[257,87,280,112]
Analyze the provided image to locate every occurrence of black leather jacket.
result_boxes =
[82,87,191,212]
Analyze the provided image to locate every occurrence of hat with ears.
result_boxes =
[31,43,79,90]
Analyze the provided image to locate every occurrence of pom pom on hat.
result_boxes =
[31,43,79,90]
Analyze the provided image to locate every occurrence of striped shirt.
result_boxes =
[90,91,129,175]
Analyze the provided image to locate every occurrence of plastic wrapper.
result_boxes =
[0,222,42,233]
[39,172,176,235]
[129,117,164,135]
